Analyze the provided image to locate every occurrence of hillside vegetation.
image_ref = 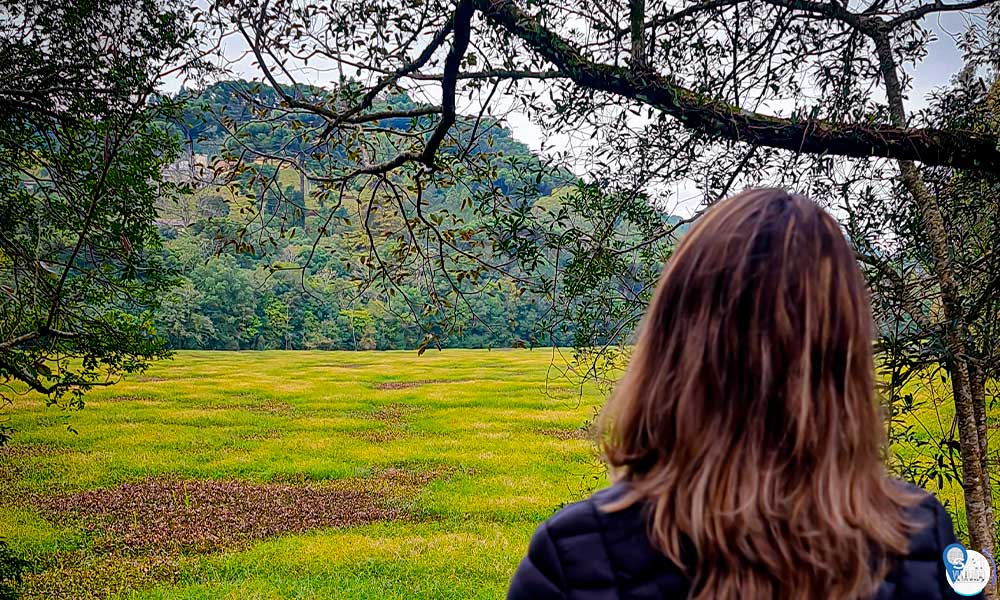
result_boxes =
[153,81,587,352]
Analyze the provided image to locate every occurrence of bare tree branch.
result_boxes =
[888,0,999,27]
[420,0,476,167]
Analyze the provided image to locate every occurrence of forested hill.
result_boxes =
[153,80,582,351]
[167,80,544,162]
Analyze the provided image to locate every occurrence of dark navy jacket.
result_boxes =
[508,482,982,599]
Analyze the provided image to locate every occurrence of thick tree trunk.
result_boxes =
[873,34,995,558]
[299,153,307,203]
[902,163,993,555]
[972,363,995,534]
[628,0,646,67]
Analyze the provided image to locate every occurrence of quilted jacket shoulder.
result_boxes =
[508,481,981,600]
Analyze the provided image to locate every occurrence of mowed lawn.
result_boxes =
[1,350,607,599]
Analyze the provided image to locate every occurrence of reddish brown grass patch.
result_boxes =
[0,443,72,504]
[347,403,423,442]
[538,427,592,441]
[378,466,440,489]
[213,400,296,415]
[35,478,404,554]
[99,394,157,403]
[17,552,180,600]
[370,403,410,421]
[372,379,470,390]
[0,442,68,459]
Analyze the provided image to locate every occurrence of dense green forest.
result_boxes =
[153,81,583,351]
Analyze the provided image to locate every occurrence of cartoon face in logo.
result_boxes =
[943,542,995,596]
[944,544,968,582]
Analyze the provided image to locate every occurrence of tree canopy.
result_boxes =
[0,0,195,442]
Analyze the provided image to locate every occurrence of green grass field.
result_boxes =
[1,350,991,599]
[0,350,607,599]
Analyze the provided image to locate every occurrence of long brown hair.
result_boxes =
[600,189,921,599]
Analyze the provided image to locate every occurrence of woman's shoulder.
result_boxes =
[506,485,625,599]
[540,482,642,541]
[879,480,981,599]
[512,480,967,600]
[508,482,678,599]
